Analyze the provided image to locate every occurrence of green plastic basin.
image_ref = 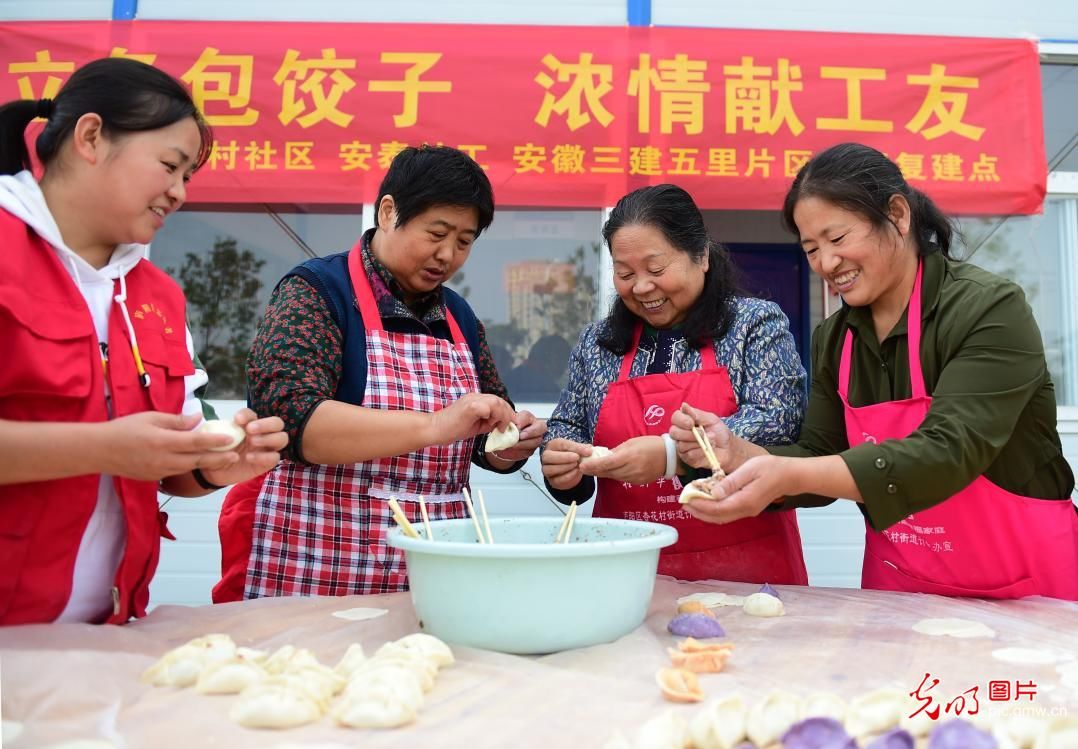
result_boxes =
[386,517,677,654]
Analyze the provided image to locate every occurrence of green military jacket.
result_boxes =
[771,250,1075,530]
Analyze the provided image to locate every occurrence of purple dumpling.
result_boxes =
[865,728,916,749]
[782,717,855,748]
[928,720,997,749]
[667,613,726,638]
[759,582,781,599]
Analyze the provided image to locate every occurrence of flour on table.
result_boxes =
[911,618,995,638]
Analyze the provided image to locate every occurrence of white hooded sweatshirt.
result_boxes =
[0,170,207,622]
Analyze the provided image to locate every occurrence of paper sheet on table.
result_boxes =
[2,579,1076,748]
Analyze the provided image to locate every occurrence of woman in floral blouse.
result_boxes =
[541,184,808,583]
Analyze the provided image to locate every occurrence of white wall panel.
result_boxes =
[136,0,626,25]
[653,0,1078,40]
[0,0,111,20]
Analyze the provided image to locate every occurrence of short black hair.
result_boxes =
[782,142,955,259]
[377,145,494,236]
[598,184,740,354]
[0,57,212,176]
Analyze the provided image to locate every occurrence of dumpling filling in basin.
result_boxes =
[387,517,677,654]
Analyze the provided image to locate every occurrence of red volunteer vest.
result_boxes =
[0,210,192,624]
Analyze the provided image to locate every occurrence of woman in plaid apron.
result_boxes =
[215,146,545,599]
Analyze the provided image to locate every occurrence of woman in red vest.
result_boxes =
[541,184,809,584]
[0,58,287,625]
[672,143,1078,600]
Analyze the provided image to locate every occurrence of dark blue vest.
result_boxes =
[285,251,481,406]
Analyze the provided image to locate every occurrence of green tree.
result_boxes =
[168,237,265,399]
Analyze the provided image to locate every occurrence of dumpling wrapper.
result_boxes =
[200,419,247,451]
[331,607,388,622]
[743,592,785,617]
[578,445,612,473]
[485,422,520,452]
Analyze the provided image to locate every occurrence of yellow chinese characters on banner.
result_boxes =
[0,22,1042,214]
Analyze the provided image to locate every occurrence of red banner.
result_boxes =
[0,21,1046,214]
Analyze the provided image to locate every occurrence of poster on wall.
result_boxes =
[0,21,1046,213]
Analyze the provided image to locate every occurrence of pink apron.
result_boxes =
[243,248,480,597]
[843,263,1078,599]
[593,324,808,584]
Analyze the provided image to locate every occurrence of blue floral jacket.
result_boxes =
[545,296,807,453]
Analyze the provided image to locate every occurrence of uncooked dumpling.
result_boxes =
[195,657,267,694]
[141,633,238,687]
[263,645,321,675]
[1034,716,1078,749]
[689,694,747,749]
[332,692,419,729]
[367,649,436,692]
[678,475,719,505]
[845,689,905,738]
[335,665,424,728]
[344,663,424,708]
[379,633,454,669]
[746,691,801,747]
[333,643,367,678]
[280,664,346,701]
[485,422,520,452]
[230,678,325,728]
[994,712,1047,748]
[634,711,688,749]
[743,592,785,617]
[200,419,247,451]
[801,692,847,722]
[579,445,612,472]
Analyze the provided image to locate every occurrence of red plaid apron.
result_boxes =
[244,249,479,597]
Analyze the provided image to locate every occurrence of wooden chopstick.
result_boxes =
[476,488,494,544]
[418,494,433,541]
[387,497,420,538]
[561,502,579,544]
[691,425,721,473]
[556,501,578,543]
[462,487,486,544]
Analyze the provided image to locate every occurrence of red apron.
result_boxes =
[219,248,480,600]
[593,325,808,584]
[844,263,1078,599]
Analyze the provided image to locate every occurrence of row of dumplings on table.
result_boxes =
[141,631,453,729]
[604,688,1077,749]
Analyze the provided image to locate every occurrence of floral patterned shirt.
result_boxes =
[543,296,807,502]
[248,229,515,470]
